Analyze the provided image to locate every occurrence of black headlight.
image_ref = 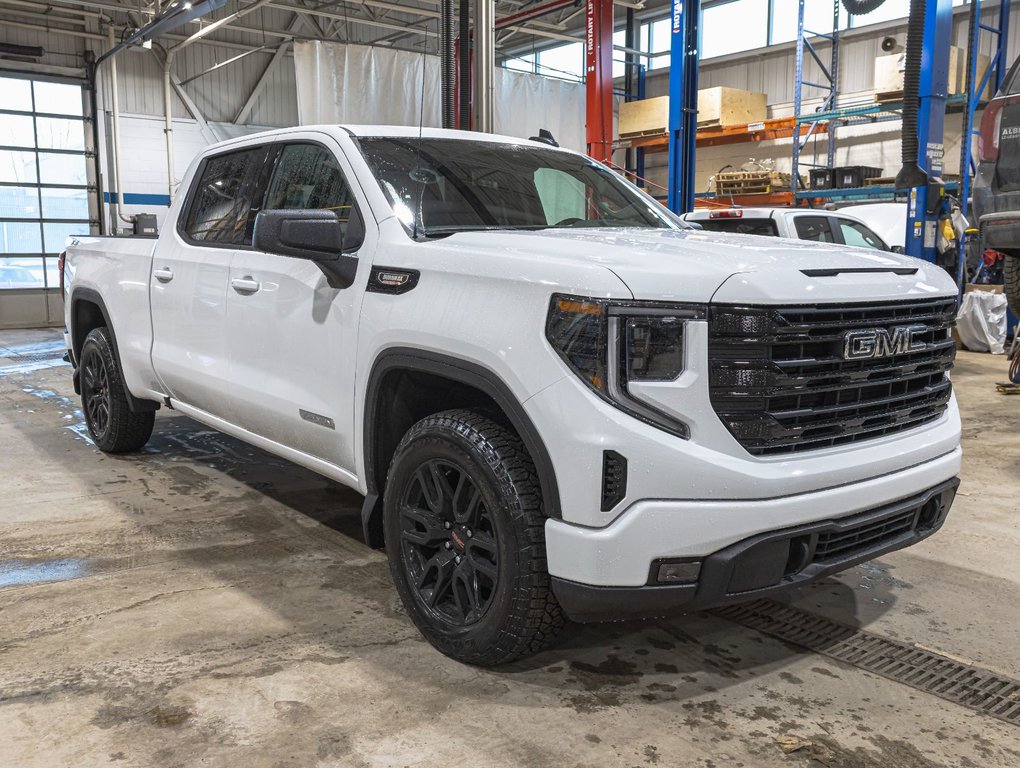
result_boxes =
[546,294,706,438]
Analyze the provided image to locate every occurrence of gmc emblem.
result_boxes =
[843,325,927,360]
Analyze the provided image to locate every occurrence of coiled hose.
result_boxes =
[894,0,930,189]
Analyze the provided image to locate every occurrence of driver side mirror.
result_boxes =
[253,208,364,289]
[890,245,905,254]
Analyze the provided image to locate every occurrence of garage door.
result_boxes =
[1,76,95,328]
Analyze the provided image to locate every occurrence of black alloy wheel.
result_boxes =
[81,346,111,440]
[383,409,564,665]
[77,326,155,453]
[398,458,499,627]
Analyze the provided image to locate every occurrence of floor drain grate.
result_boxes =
[714,599,1020,726]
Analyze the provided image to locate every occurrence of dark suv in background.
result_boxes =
[973,56,1020,315]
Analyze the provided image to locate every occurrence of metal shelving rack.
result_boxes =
[791,0,1010,208]
[790,0,841,198]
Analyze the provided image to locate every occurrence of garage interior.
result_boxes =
[2,1,1020,766]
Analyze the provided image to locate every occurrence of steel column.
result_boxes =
[474,0,495,132]
[904,0,953,261]
[585,0,615,164]
[666,0,699,213]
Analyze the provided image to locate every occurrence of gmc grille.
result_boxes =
[708,298,956,456]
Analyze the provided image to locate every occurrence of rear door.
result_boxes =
[150,144,269,417]
[220,136,370,471]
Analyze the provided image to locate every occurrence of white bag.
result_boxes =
[956,290,1008,354]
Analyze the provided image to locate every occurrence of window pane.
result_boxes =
[35,117,85,151]
[265,144,354,232]
[0,256,45,289]
[0,114,36,148]
[37,151,87,186]
[703,0,769,59]
[0,186,41,218]
[794,216,835,242]
[0,221,42,253]
[648,18,670,71]
[0,78,33,112]
[839,220,885,250]
[505,53,535,73]
[534,168,586,223]
[43,221,88,253]
[849,0,910,27]
[0,150,37,184]
[771,0,848,45]
[41,187,88,219]
[538,42,584,81]
[184,147,259,244]
[32,81,83,116]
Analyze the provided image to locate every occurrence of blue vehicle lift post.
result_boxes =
[666,0,700,214]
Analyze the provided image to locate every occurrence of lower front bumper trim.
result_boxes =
[552,477,958,623]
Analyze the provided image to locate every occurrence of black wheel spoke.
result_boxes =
[399,457,499,627]
[399,504,447,547]
[81,348,111,437]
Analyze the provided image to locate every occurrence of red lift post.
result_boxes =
[585,0,614,163]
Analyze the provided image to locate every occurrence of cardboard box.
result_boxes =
[966,283,1004,294]
[697,87,767,127]
[619,96,669,137]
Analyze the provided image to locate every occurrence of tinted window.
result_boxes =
[696,218,779,236]
[358,138,673,236]
[794,215,836,242]
[839,219,887,250]
[184,148,260,245]
[264,144,355,228]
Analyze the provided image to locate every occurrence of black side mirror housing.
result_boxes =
[890,245,905,254]
[253,208,362,289]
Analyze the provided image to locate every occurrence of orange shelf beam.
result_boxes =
[621,117,828,152]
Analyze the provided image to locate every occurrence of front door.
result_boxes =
[150,145,267,417]
[221,138,369,471]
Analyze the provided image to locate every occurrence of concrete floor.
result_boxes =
[1,327,1018,768]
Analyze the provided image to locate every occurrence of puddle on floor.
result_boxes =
[0,558,93,588]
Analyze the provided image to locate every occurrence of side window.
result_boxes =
[839,219,887,250]
[264,143,355,229]
[184,148,261,245]
[794,215,836,243]
[534,168,586,224]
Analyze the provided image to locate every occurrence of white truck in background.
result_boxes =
[682,205,903,252]
[62,125,961,665]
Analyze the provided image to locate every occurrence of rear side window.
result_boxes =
[264,143,355,229]
[183,147,261,245]
[794,215,836,242]
[696,218,779,236]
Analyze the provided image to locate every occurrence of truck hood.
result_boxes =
[444,227,957,303]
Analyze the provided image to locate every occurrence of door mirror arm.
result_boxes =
[253,209,361,289]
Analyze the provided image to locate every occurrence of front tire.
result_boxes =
[79,327,154,453]
[383,409,564,665]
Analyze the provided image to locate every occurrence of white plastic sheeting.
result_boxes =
[956,290,1008,354]
[293,41,586,152]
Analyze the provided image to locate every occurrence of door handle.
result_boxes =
[153,267,174,283]
[231,276,261,295]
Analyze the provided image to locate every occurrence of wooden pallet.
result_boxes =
[864,176,896,187]
[715,171,795,196]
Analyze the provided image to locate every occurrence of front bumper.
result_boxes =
[552,477,958,623]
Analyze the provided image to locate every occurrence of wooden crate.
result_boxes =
[698,87,767,128]
[619,96,669,138]
[875,47,986,102]
[715,170,795,196]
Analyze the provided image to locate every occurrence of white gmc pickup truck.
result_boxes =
[63,126,961,665]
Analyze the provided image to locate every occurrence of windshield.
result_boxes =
[357,138,677,237]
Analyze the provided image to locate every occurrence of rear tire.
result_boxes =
[79,327,154,453]
[383,409,564,666]
[1006,255,1020,319]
